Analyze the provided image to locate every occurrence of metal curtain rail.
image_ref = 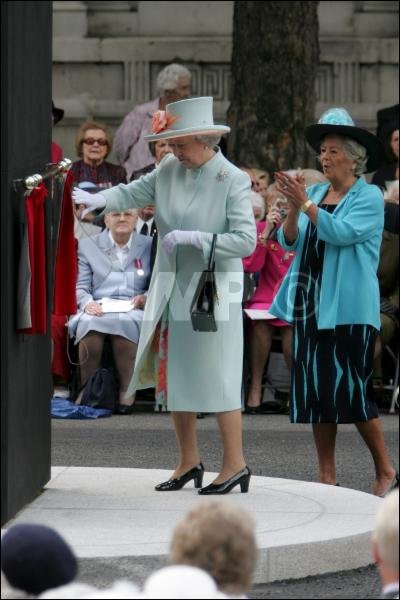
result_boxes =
[13,158,72,191]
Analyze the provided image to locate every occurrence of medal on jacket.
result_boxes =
[134,258,144,276]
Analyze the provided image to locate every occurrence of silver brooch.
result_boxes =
[216,169,229,182]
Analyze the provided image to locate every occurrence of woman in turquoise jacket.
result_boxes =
[271,108,398,497]
[72,97,256,495]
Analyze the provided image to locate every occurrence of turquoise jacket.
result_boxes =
[270,178,384,330]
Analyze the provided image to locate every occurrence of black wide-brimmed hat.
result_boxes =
[305,107,386,173]
[376,103,399,141]
[52,100,64,125]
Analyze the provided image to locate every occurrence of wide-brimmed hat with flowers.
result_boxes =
[144,96,230,141]
[305,107,386,172]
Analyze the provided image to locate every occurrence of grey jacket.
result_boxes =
[75,229,152,309]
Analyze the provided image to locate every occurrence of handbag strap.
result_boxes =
[208,234,217,271]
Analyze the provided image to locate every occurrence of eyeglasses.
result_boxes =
[83,138,108,146]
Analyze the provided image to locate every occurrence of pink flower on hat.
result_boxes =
[151,110,178,134]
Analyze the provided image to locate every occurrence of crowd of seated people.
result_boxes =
[51,120,128,390]
[52,122,174,412]
[241,167,329,414]
[52,98,399,416]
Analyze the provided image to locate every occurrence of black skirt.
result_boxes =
[291,205,379,424]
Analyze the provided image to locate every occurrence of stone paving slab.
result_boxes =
[2,466,382,584]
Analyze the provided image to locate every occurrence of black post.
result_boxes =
[1,1,53,525]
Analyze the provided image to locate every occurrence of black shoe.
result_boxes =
[243,405,262,415]
[155,463,205,491]
[260,399,286,414]
[115,403,135,415]
[198,466,251,495]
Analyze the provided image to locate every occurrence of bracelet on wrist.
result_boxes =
[300,199,313,213]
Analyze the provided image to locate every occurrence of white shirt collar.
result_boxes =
[136,217,154,234]
[108,230,133,250]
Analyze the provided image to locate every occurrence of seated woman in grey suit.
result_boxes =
[68,208,152,414]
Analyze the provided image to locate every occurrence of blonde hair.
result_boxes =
[373,489,399,572]
[169,500,257,595]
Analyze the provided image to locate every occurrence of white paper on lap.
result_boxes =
[98,298,133,313]
[244,308,277,320]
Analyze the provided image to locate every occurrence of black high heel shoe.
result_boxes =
[198,466,251,495]
[243,404,262,415]
[155,463,205,491]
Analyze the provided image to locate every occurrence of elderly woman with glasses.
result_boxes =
[71,120,127,188]
[271,108,398,497]
[71,120,128,238]
[72,97,256,495]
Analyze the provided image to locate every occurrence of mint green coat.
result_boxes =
[100,151,256,411]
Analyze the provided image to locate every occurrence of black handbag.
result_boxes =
[190,234,218,332]
[80,368,118,412]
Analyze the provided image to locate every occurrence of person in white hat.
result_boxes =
[73,96,256,495]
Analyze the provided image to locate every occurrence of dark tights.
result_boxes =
[79,332,137,401]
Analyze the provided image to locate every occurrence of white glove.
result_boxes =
[72,188,106,219]
[161,230,203,255]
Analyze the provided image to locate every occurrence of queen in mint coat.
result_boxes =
[100,149,256,412]
[74,97,256,495]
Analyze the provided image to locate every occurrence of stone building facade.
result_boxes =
[52,1,399,162]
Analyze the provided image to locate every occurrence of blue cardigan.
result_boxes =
[270,178,384,330]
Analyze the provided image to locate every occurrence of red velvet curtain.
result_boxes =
[17,183,48,334]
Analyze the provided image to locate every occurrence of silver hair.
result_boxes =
[194,134,221,148]
[341,137,368,175]
[156,64,191,94]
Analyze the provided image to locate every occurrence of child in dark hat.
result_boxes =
[1,523,78,596]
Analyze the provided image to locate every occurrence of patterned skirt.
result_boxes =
[291,205,379,424]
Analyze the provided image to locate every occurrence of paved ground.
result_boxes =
[51,404,398,599]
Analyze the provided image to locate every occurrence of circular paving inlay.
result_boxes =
[3,467,382,583]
